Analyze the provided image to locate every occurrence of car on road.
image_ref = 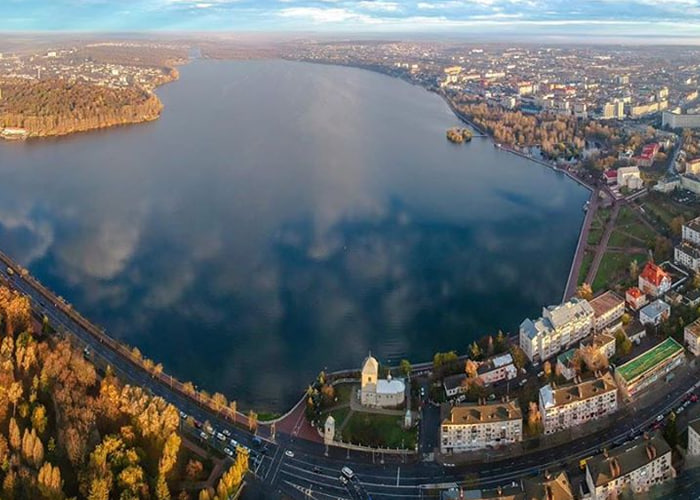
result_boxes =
[341,466,354,479]
[193,420,202,429]
[313,466,321,474]
[179,411,187,420]
[284,450,294,458]
[230,439,239,448]
[691,394,699,403]
[216,432,226,441]
[222,429,231,437]
[199,431,208,440]
[224,448,234,457]
[656,415,664,422]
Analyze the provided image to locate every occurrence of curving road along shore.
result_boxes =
[1,247,699,499]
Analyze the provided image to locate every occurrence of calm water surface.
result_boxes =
[0,60,589,411]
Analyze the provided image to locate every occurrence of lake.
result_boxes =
[0,60,589,411]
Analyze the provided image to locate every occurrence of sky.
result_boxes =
[2,0,700,37]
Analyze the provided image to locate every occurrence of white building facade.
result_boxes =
[539,372,618,435]
[440,401,522,453]
[519,298,595,362]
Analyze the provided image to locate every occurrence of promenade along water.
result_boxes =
[0,60,589,411]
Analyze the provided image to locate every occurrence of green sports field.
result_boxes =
[616,337,683,383]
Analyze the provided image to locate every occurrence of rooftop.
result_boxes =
[677,241,700,259]
[443,400,522,426]
[688,216,700,233]
[540,371,617,409]
[640,261,670,287]
[615,337,684,384]
[586,434,671,488]
[589,291,624,318]
[689,418,700,437]
[639,299,671,319]
[626,287,644,299]
[544,298,594,329]
[522,472,574,500]
[685,317,700,339]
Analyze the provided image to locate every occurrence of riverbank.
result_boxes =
[0,67,180,140]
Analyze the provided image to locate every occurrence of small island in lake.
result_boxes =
[446,127,473,144]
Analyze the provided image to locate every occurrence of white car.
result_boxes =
[284,450,294,458]
[216,432,226,441]
[199,432,208,440]
[224,448,234,457]
[179,411,187,420]
[230,439,239,447]
[223,429,231,437]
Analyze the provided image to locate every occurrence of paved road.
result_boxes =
[2,257,700,499]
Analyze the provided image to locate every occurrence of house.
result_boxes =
[638,262,672,297]
[443,373,468,398]
[689,419,700,457]
[585,434,674,499]
[539,372,618,435]
[684,317,700,356]
[639,299,671,326]
[625,287,648,311]
[614,337,685,397]
[589,292,625,332]
[477,353,518,386]
[587,332,617,361]
[440,400,522,453]
[674,216,700,272]
[633,143,660,167]
[603,170,618,185]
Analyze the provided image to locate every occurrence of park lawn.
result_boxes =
[329,406,351,427]
[587,226,604,246]
[333,382,355,406]
[578,251,594,286]
[258,412,282,422]
[596,206,612,225]
[592,251,647,292]
[341,412,417,450]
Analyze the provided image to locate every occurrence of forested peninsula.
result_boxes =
[0,76,176,139]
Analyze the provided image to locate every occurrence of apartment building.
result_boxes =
[519,298,594,362]
[585,434,674,499]
[688,419,700,457]
[589,292,625,332]
[675,216,700,273]
[477,353,518,386]
[684,317,700,356]
[440,401,522,453]
[539,372,618,435]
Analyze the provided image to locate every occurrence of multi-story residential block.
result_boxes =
[539,372,618,435]
[674,216,700,273]
[439,400,522,453]
[674,241,700,273]
[585,434,674,499]
[556,348,578,381]
[688,419,700,457]
[587,332,617,360]
[519,298,594,362]
[684,317,700,356]
[589,291,625,332]
[639,299,671,326]
[625,287,648,310]
[614,337,685,398]
[638,261,672,297]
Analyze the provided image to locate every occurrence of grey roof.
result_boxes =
[640,299,670,319]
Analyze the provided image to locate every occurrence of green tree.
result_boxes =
[664,412,679,448]
[399,359,412,377]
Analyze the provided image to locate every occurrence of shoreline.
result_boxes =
[0,66,181,141]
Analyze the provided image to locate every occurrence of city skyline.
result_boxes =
[2,0,700,38]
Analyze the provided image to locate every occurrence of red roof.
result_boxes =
[640,143,659,160]
[604,170,617,179]
[626,287,644,299]
[640,262,670,287]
